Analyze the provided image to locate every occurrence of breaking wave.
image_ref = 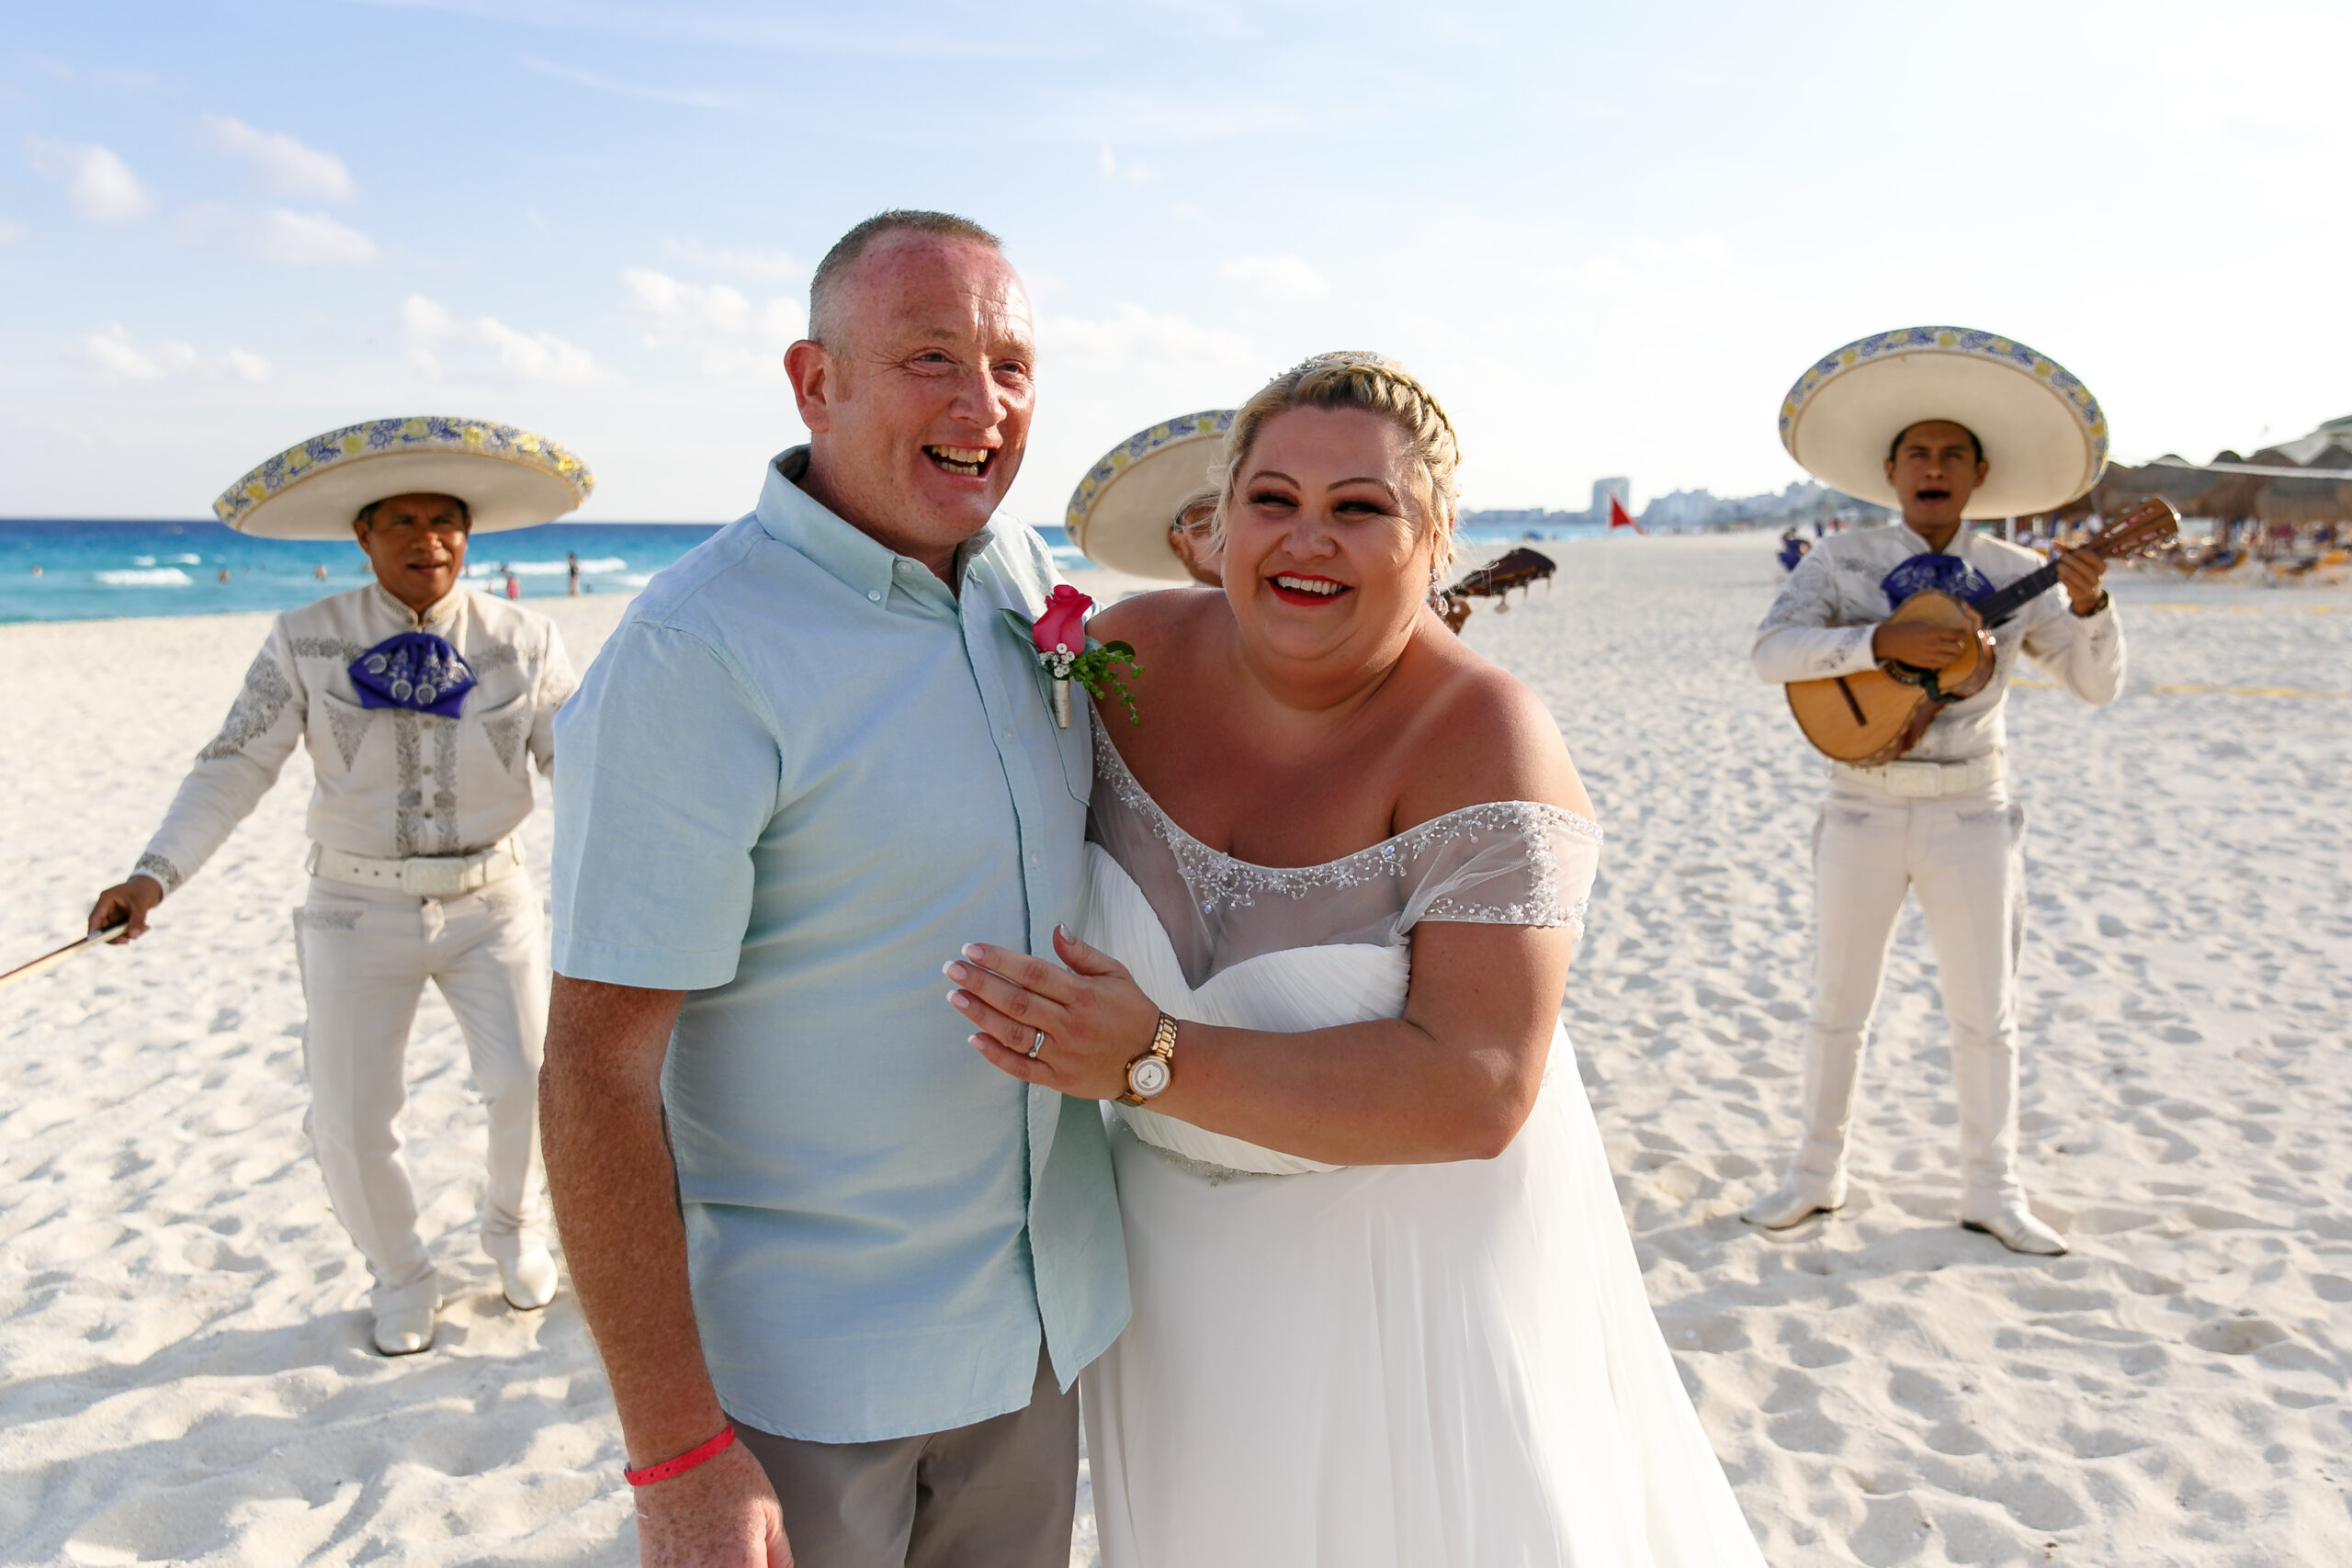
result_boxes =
[96,568,195,587]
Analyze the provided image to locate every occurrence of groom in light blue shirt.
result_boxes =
[539,211,1125,1568]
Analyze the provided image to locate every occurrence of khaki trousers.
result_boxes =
[1784,777,2031,1214]
[292,872,549,1314]
[734,1348,1079,1568]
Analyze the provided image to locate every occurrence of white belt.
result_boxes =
[1832,752,2004,798]
[308,837,522,898]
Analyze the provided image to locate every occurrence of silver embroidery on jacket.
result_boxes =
[392,711,423,856]
[433,716,460,853]
[288,636,368,662]
[197,650,296,761]
[483,713,527,772]
[133,852,186,894]
[325,703,375,770]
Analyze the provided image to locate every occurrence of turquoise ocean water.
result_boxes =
[0,518,1606,625]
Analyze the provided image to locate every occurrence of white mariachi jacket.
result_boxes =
[1751,523,2126,764]
[133,583,576,895]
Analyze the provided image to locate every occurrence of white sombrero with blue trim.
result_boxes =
[1781,327,2109,518]
[213,415,594,539]
[1066,409,1237,580]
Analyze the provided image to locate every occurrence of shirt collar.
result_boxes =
[371,581,462,631]
[754,446,997,610]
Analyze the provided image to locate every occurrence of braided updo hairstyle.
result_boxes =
[1211,351,1464,570]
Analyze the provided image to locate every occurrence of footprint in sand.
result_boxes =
[2187,1317,2289,1356]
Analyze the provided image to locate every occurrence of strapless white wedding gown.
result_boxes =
[1078,727,1767,1568]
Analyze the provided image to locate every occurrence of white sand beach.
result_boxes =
[3,536,2347,1566]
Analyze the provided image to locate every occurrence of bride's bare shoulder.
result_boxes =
[1392,628,1595,828]
[1088,585,1223,653]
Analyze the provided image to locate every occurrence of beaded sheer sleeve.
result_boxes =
[1086,711,1601,990]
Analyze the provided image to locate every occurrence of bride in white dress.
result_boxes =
[945,353,1767,1567]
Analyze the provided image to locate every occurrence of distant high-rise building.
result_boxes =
[1590,477,1631,514]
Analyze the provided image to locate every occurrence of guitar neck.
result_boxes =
[1976,530,2134,626]
[1974,561,2060,627]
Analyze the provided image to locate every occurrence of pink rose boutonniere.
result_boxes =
[1025,585,1143,727]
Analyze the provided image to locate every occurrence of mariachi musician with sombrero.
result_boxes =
[1065,408,1238,586]
[86,417,592,1352]
[1743,329,2124,1256]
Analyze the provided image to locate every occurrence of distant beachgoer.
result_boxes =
[503,569,521,601]
[567,550,580,596]
[29,564,40,577]
[218,565,232,583]
[314,561,329,581]
[88,416,594,1358]
[1748,328,2123,1257]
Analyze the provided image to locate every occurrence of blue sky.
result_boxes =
[4,1,2348,524]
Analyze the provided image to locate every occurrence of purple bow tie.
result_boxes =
[349,631,476,717]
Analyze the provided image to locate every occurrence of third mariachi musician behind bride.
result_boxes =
[1744,328,2125,1256]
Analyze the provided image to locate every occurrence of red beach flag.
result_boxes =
[1607,493,1645,535]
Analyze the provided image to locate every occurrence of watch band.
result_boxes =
[1117,1014,1179,1105]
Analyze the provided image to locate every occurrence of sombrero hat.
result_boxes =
[1066,409,1236,580]
[1780,327,2109,518]
[213,415,594,539]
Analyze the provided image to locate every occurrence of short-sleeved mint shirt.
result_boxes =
[549,449,1127,1443]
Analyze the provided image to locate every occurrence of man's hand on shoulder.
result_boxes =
[88,874,164,942]
[634,1440,790,1567]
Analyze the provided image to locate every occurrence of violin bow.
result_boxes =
[0,922,130,993]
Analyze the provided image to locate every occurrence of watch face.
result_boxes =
[1129,1055,1171,1098]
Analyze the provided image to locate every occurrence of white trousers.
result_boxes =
[1784,778,2030,1215]
[292,871,548,1314]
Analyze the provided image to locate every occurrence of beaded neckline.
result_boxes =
[1091,711,1602,918]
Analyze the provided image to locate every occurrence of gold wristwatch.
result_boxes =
[1117,1015,1179,1105]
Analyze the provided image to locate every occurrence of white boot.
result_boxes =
[1742,1173,1848,1230]
[500,1247,560,1311]
[1962,1201,2067,1255]
[1951,1042,2064,1253]
[1747,1024,1866,1231]
[374,1303,437,1355]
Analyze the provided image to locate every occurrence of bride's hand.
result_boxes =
[945,927,1164,1100]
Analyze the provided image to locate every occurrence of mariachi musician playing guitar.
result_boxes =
[1744,327,2131,1256]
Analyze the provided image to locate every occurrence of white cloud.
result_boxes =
[24,139,153,223]
[402,293,457,339]
[252,208,377,264]
[1096,144,1155,184]
[174,204,378,265]
[1045,302,1255,369]
[624,267,804,378]
[478,317,618,385]
[1218,255,1330,302]
[77,321,266,382]
[399,291,618,385]
[520,56,737,109]
[0,220,24,246]
[198,115,356,202]
[660,237,800,282]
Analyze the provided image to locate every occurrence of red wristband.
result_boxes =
[625,1423,736,1487]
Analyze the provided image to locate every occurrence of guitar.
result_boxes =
[1437,547,1555,633]
[1786,498,2179,764]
